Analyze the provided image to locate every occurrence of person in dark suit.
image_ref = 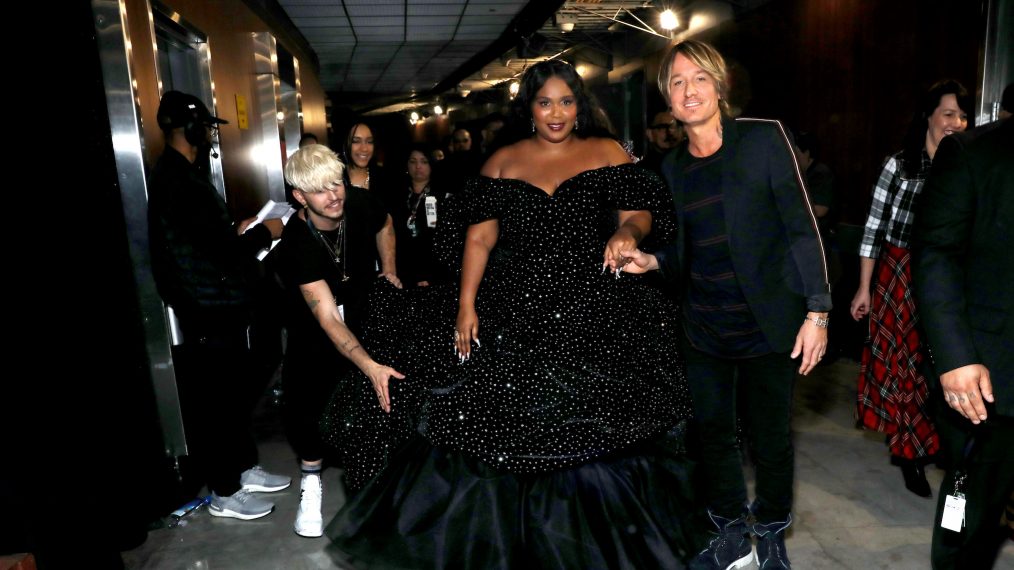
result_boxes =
[622,40,830,569]
[911,111,1013,570]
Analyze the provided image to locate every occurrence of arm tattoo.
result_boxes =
[302,289,320,311]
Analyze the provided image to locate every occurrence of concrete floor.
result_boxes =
[122,358,1014,569]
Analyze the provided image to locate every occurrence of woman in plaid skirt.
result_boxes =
[851,80,971,497]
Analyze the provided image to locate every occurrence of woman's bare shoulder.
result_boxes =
[481,145,510,178]
[586,137,632,166]
[481,140,533,178]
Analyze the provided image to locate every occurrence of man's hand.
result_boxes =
[618,249,660,274]
[940,364,994,424]
[791,314,828,375]
[380,273,403,289]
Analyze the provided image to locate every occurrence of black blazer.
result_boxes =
[912,119,1014,417]
[655,115,831,353]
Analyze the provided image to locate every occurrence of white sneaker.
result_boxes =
[294,474,324,538]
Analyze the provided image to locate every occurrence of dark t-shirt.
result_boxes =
[274,186,387,369]
[680,150,771,358]
[388,183,451,286]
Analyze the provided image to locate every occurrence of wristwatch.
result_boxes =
[804,314,830,328]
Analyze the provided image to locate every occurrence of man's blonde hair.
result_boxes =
[284,144,345,192]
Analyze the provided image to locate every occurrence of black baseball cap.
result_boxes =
[157,90,228,131]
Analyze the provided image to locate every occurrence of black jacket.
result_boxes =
[148,146,272,320]
[655,115,831,353]
[912,119,1014,417]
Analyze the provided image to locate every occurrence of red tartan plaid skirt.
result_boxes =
[856,243,938,460]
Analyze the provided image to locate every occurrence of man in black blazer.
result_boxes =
[912,115,1013,569]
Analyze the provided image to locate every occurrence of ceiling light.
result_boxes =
[509,81,520,98]
[557,13,577,33]
[410,111,419,122]
[660,9,678,31]
[575,65,588,77]
[433,105,444,115]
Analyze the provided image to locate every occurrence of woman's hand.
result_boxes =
[617,248,660,274]
[850,287,871,321]
[455,306,480,360]
[603,229,637,272]
[363,361,405,413]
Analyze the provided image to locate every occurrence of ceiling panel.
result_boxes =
[278,0,543,107]
[457,24,506,34]
[403,15,460,27]
[459,14,515,25]
[346,5,405,17]
[283,5,348,17]
[301,28,355,41]
[407,4,465,16]
[407,24,458,36]
[347,16,406,27]
[463,3,524,16]
[280,0,350,5]
[291,17,352,27]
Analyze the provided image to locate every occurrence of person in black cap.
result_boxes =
[148,90,290,521]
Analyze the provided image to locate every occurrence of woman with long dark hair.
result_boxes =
[851,79,971,497]
[336,119,402,288]
[343,120,378,191]
[324,59,699,568]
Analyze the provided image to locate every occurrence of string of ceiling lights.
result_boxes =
[405,4,682,126]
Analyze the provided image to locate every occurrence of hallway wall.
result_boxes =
[677,0,983,225]
[125,0,329,218]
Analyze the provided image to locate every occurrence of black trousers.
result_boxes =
[931,400,1014,570]
[281,355,347,462]
[174,318,261,497]
[683,343,796,523]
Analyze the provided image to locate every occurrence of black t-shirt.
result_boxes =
[388,183,451,286]
[274,187,387,367]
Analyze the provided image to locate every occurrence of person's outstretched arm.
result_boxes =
[299,279,404,412]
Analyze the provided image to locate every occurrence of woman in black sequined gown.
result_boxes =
[324,61,699,569]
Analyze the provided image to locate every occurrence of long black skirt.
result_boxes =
[325,428,700,570]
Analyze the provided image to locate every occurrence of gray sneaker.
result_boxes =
[240,465,291,492]
[209,490,274,520]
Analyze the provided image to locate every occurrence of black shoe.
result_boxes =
[689,511,755,570]
[900,461,931,498]
[754,515,792,569]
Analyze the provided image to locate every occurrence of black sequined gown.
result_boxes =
[324,164,698,569]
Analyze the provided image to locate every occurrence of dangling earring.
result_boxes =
[574,119,580,131]
[531,119,536,134]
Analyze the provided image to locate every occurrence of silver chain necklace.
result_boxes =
[308,216,349,282]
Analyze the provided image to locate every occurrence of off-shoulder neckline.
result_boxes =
[481,163,636,197]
